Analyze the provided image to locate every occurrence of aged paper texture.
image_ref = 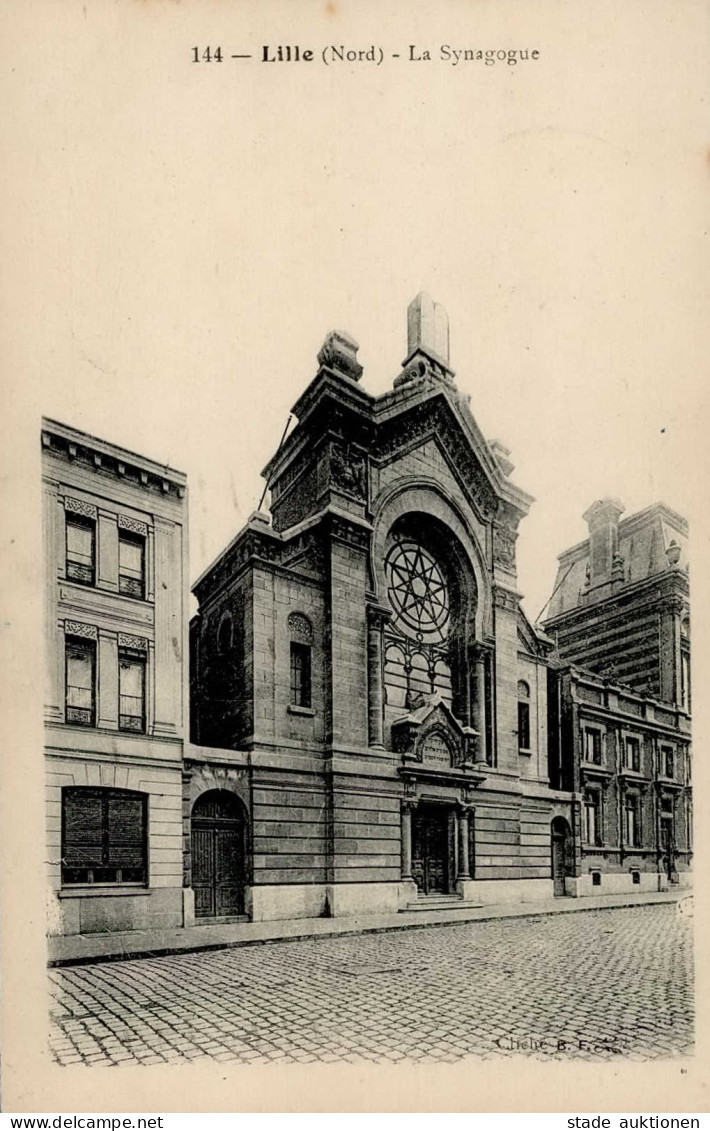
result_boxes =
[1,0,708,1114]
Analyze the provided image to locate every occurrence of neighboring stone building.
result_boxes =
[42,419,189,935]
[189,295,575,922]
[543,500,692,893]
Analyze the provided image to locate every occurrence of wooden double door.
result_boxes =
[191,790,247,918]
[412,804,452,895]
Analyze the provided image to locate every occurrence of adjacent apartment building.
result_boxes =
[42,419,189,935]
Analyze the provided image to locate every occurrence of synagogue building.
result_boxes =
[43,295,692,938]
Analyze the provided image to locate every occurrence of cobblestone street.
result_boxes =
[49,903,693,1067]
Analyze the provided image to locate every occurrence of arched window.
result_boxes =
[288,612,313,709]
[217,612,233,655]
[383,518,462,714]
[62,787,147,885]
[517,680,531,752]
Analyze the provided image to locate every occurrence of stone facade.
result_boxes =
[544,500,692,894]
[190,295,577,921]
[43,419,189,935]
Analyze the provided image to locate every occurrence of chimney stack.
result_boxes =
[582,498,625,591]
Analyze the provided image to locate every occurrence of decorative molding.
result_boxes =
[64,497,97,520]
[118,632,148,651]
[64,620,98,640]
[287,612,313,643]
[118,514,148,537]
[493,586,520,612]
[492,521,517,570]
[330,441,367,499]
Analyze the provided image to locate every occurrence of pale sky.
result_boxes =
[6,0,707,624]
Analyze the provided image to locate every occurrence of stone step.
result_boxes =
[402,899,483,913]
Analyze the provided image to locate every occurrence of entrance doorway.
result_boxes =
[551,816,573,897]
[412,804,451,895]
[660,815,676,883]
[191,790,247,918]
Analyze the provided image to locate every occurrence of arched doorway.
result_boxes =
[191,790,248,918]
[551,816,573,897]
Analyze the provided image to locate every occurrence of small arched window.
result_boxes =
[217,613,233,655]
[517,680,531,752]
[288,612,313,709]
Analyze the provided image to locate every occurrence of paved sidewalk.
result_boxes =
[48,888,689,966]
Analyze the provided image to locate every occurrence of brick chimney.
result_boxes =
[582,498,625,593]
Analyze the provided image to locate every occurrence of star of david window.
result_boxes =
[385,539,451,643]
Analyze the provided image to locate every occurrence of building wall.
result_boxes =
[42,420,187,936]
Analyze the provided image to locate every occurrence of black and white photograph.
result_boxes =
[1,0,707,1117]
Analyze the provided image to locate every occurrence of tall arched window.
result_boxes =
[289,612,313,709]
[382,515,474,716]
[517,680,531,752]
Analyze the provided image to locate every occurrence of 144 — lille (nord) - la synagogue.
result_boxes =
[43,295,692,939]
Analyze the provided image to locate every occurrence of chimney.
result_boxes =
[582,498,625,589]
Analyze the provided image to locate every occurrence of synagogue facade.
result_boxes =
[43,296,693,939]
[189,295,574,922]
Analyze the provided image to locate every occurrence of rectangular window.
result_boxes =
[624,795,641,848]
[118,532,145,599]
[663,746,674,779]
[290,642,312,708]
[65,638,95,726]
[584,791,602,846]
[625,736,641,772]
[119,650,146,732]
[584,729,602,765]
[517,701,531,751]
[62,787,147,885]
[66,516,95,585]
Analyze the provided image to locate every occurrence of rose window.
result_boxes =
[385,540,451,643]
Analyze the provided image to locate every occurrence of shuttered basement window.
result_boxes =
[62,787,147,885]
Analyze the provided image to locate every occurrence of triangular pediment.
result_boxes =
[390,692,477,767]
[374,385,533,523]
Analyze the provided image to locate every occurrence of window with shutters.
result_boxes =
[583,789,602,846]
[61,787,147,885]
[118,532,145,599]
[119,649,146,733]
[66,515,95,586]
[624,735,641,772]
[65,638,96,727]
[624,793,641,848]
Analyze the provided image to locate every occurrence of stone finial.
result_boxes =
[666,539,681,567]
[407,293,450,366]
[490,439,515,477]
[317,330,363,382]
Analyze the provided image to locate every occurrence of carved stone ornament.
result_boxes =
[64,620,98,640]
[317,330,364,382]
[492,522,517,570]
[418,728,455,768]
[288,612,313,643]
[118,514,149,537]
[64,497,97,520]
[118,632,148,651]
[330,442,366,499]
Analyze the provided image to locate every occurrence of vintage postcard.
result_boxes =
[1,0,708,1116]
